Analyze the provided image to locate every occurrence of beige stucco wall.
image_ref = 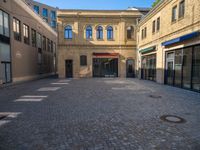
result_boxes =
[57,10,147,78]
[137,0,200,83]
[0,0,57,84]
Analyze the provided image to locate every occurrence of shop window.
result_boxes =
[182,47,192,89]
[141,54,156,81]
[174,50,182,87]
[192,45,200,91]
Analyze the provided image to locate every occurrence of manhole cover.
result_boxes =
[160,115,186,123]
[0,115,7,120]
[149,95,162,99]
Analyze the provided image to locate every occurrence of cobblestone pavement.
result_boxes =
[0,77,200,150]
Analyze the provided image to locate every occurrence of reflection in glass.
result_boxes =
[182,47,192,88]
[192,45,200,91]
[174,50,182,87]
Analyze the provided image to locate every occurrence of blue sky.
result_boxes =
[34,0,155,10]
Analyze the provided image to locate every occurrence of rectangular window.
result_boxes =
[157,17,160,31]
[34,5,39,14]
[43,36,46,51]
[144,27,147,38]
[51,11,56,20]
[13,18,21,41]
[23,24,29,45]
[152,20,156,33]
[80,55,87,66]
[42,8,48,18]
[179,0,185,18]
[37,33,42,48]
[0,10,3,35]
[172,6,177,22]
[47,38,50,51]
[0,10,10,37]
[51,20,56,28]
[141,29,143,39]
[31,29,36,47]
[51,41,53,52]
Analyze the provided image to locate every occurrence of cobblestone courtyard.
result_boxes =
[0,78,200,150]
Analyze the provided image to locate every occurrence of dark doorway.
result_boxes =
[93,58,118,77]
[65,60,73,78]
[126,59,135,78]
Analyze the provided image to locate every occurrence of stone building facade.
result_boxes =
[57,9,148,78]
[137,0,200,92]
[0,0,57,84]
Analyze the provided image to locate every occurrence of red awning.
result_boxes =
[93,53,119,58]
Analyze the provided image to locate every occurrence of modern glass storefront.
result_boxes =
[141,54,156,81]
[93,58,118,77]
[165,44,200,92]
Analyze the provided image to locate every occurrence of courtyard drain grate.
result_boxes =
[160,115,186,123]
[149,95,162,99]
[0,115,7,120]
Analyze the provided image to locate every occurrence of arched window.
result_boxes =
[107,26,113,40]
[64,25,72,39]
[96,26,103,40]
[86,26,92,39]
[127,26,134,39]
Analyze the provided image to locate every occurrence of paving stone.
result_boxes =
[0,77,200,149]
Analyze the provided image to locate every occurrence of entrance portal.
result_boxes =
[65,60,73,78]
[126,59,135,78]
